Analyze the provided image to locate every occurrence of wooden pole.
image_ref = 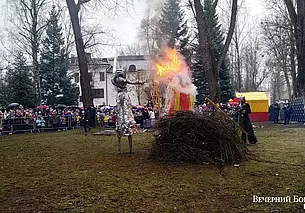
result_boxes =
[152,81,162,117]
[113,49,117,74]
[205,97,248,135]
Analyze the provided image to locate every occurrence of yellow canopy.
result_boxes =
[236,92,268,113]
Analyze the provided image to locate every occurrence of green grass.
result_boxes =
[1,125,305,213]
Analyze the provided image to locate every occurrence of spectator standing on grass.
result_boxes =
[75,113,81,129]
[88,106,96,127]
[96,111,101,126]
[238,96,258,144]
[104,113,109,128]
[112,112,117,127]
[83,108,91,136]
[269,104,274,121]
[108,112,113,127]
[36,117,42,129]
[154,107,159,119]
[142,108,150,129]
[41,117,45,129]
[283,103,293,125]
[149,108,155,127]
[138,110,144,128]
[272,103,280,124]
[100,110,105,127]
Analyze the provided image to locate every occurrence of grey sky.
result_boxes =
[102,0,265,57]
[0,0,264,57]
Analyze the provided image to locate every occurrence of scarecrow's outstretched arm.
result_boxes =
[126,79,147,85]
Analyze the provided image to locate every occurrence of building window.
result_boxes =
[74,73,79,83]
[100,72,105,81]
[128,64,137,72]
[93,89,104,98]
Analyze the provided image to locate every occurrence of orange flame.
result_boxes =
[155,48,183,78]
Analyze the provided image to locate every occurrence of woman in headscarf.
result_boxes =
[111,69,147,153]
[239,96,258,144]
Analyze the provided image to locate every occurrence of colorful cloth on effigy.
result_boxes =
[168,91,195,114]
[167,73,196,114]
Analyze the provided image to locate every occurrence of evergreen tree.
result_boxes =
[0,73,9,108]
[193,0,234,104]
[40,5,79,106]
[158,0,191,62]
[6,52,36,108]
[192,50,209,104]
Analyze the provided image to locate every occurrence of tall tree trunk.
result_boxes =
[31,0,40,105]
[137,70,141,105]
[216,0,238,72]
[285,0,305,96]
[235,34,242,91]
[193,0,237,102]
[274,68,282,101]
[193,0,219,102]
[272,72,276,103]
[66,0,92,108]
[232,31,241,91]
[282,56,292,98]
[290,24,298,97]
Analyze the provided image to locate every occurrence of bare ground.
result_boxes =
[0,124,305,213]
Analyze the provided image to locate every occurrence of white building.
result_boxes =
[69,54,152,107]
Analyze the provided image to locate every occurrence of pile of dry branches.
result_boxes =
[150,111,249,165]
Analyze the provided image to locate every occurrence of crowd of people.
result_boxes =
[0,105,159,133]
[82,105,158,134]
[0,106,82,132]
[269,103,294,125]
[0,99,295,146]
[0,102,250,133]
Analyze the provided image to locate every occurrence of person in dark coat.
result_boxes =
[83,107,91,136]
[239,97,258,144]
[142,108,150,129]
[283,103,293,125]
[272,103,280,124]
[88,105,96,127]
[269,104,274,121]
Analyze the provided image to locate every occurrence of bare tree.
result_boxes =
[284,0,305,96]
[138,8,162,56]
[65,0,133,107]
[222,0,251,92]
[191,0,237,102]
[66,0,93,108]
[289,21,298,96]
[260,0,298,98]
[242,35,267,92]
[55,2,75,56]
[261,16,293,98]
[7,0,48,104]
[119,43,145,56]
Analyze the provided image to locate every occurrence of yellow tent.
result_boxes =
[236,92,268,113]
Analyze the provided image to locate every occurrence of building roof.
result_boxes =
[108,55,149,61]
[236,92,268,101]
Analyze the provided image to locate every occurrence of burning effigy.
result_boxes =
[153,48,196,114]
[149,48,248,165]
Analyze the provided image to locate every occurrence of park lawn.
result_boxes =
[0,125,305,213]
